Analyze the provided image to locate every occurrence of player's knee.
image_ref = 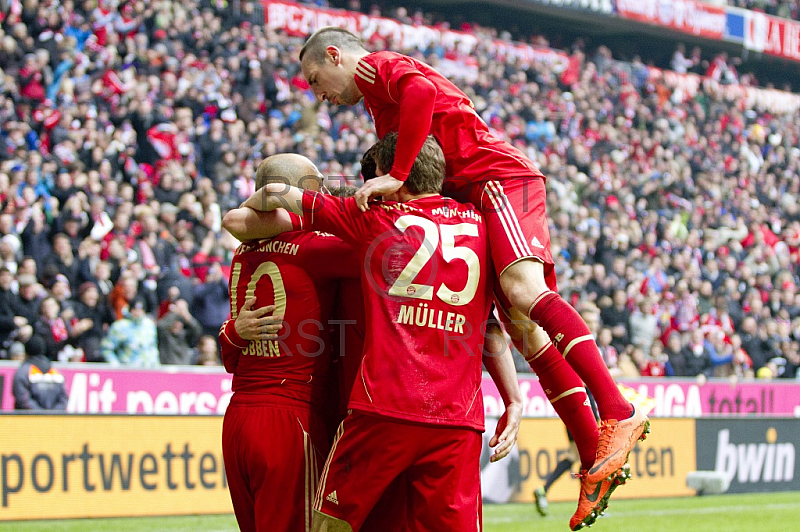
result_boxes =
[499,262,549,312]
[311,510,353,532]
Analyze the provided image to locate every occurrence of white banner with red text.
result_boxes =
[740,8,800,61]
[615,0,727,40]
[262,0,570,81]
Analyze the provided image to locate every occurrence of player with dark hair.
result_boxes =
[219,153,358,532]
[241,133,518,531]
[299,27,649,530]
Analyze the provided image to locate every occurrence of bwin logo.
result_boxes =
[715,428,795,483]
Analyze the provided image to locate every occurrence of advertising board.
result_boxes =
[695,418,800,493]
[3,363,799,417]
[0,415,231,520]
[480,418,697,502]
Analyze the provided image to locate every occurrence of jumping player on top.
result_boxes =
[297,27,649,530]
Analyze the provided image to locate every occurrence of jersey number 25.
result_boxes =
[387,215,480,307]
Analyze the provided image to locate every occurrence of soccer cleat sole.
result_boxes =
[607,467,632,484]
[639,419,651,440]
[569,484,616,530]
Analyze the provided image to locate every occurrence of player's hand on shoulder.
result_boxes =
[234,298,284,341]
[354,173,404,212]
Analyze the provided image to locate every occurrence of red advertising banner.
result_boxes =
[743,9,800,61]
[615,0,727,40]
[262,0,569,74]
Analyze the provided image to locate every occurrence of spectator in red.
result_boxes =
[32,296,75,362]
[19,54,45,103]
[638,341,668,377]
[92,0,116,47]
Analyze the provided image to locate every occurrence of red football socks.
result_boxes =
[528,291,632,421]
[525,341,599,469]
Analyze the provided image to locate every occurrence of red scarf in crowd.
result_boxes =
[49,318,68,343]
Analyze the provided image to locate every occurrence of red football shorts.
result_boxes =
[313,411,482,532]
[223,397,330,532]
[473,177,557,289]
[360,474,409,532]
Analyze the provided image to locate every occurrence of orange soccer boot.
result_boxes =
[569,467,631,530]
[586,404,650,484]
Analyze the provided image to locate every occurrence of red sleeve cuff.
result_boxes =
[288,211,304,231]
[388,167,410,181]
[302,190,321,228]
[221,319,248,349]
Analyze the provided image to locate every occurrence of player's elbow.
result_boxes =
[419,77,437,98]
[482,336,506,360]
[222,209,249,241]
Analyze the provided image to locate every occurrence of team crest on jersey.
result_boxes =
[450,294,460,304]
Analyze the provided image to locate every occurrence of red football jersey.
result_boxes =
[330,279,366,417]
[354,51,544,195]
[302,191,493,430]
[219,231,358,406]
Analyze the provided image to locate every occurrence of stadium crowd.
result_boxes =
[0,0,798,382]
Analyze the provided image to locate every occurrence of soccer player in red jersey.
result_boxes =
[226,178,411,532]
[219,154,359,532]
[242,134,513,531]
[298,28,649,529]
[228,150,521,531]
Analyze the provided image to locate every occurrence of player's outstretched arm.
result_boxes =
[483,320,523,463]
[241,184,304,214]
[354,75,436,211]
[222,208,295,242]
